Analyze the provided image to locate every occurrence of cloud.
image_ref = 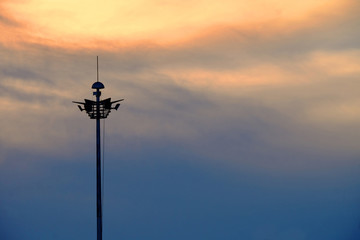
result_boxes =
[0,0,351,48]
[0,13,18,27]
[0,0,359,169]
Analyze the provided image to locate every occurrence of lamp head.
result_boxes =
[77,105,84,111]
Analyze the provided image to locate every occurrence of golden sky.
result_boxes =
[1,0,346,48]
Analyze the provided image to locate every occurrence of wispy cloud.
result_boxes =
[0,0,359,166]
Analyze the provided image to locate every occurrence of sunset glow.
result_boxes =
[2,0,345,47]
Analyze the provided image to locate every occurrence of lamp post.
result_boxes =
[73,57,123,240]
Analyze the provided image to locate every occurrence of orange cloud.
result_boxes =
[161,65,299,92]
[1,78,74,99]
[1,0,348,49]
[307,50,360,76]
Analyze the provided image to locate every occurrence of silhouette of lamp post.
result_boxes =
[73,58,123,240]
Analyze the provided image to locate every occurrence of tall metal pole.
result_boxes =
[72,57,124,240]
[95,88,102,240]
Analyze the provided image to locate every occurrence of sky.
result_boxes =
[1,0,360,239]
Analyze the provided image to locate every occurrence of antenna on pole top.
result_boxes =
[97,56,99,82]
